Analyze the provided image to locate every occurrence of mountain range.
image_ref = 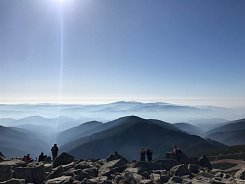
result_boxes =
[205,118,245,145]
[0,112,245,159]
[1,101,244,123]
[59,116,225,160]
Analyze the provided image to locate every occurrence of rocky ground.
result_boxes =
[0,152,245,184]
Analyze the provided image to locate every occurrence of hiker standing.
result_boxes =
[146,148,153,162]
[140,147,146,162]
[51,144,59,160]
[173,145,182,162]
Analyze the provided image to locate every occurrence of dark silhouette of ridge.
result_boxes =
[60,116,226,160]
[205,118,245,145]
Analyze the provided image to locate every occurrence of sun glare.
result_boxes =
[55,0,66,3]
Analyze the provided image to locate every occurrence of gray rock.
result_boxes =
[140,179,153,184]
[46,166,65,180]
[45,176,72,184]
[74,169,90,181]
[0,156,6,162]
[0,160,27,170]
[75,161,94,170]
[153,160,179,171]
[0,152,5,158]
[160,174,171,183]
[123,172,137,184]
[188,164,199,174]
[83,168,98,177]
[99,158,127,177]
[53,153,75,168]
[130,161,164,171]
[140,171,151,179]
[13,163,45,184]
[198,156,212,170]
[0,179,25,184]
[106,152,125,162]
[168,176,183,183]
[0,164,12,182]
[44,164,52,173]
[171,164,190,177]
[235,168,245,180]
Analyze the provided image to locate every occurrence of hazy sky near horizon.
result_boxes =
[0,0,244,107]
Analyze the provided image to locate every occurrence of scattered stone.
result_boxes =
[171,164,190,176]
[46,166,64,180]
[153,159,178,171]
[123,172,137,184]
[45,176,72,184]
[53,152,75,168]
[168,176,183,183]
[235,167,245,180]
[99,158,128,177]
[140,179,153,184]
[188,164,199,174]
[0,179,25,184]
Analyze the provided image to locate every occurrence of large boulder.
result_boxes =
[167,176,183,183]
[123,172,137,184]
[171,164,190,177]
[0,179,25,184]
[53,153,75,168]
[188,164,199,174]
[0,164,12,182]
[106,152,125,162]
[99,158,128,177]
[130,161,164,171]
[46,166,64,180]
[0,152,5,158]
[45,176,72,184]
[235,168,245,180]
[198,156,212,169]
[0,156,6,162]
[153,160,179,171]
[13,163,45,184]
[0,160,26,169]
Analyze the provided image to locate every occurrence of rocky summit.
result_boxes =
[0,152,245,184]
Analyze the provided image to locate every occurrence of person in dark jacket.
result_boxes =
[38,152,45,162]
[51,144,59,160]
[146,148,153,162]
[173,145,183,162]
[140,147,146,162]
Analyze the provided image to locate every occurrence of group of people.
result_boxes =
[22,144,183,164]
[140,145,183,162]
[140,147,153,162]
[22,144,59,163]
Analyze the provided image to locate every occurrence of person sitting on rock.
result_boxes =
[51,144,59,160]
[173,145,183,162]
[140,147,146,162]
[22,154,32,163]
[146,148,153,162]
[38,152,45,162]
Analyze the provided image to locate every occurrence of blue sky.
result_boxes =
[0,0,244,106]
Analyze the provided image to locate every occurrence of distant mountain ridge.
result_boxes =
[174,123,203,136]
[205,118,245,145]
[60,116,226,160]
[1,101,243,123]
[0,125,50,158]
